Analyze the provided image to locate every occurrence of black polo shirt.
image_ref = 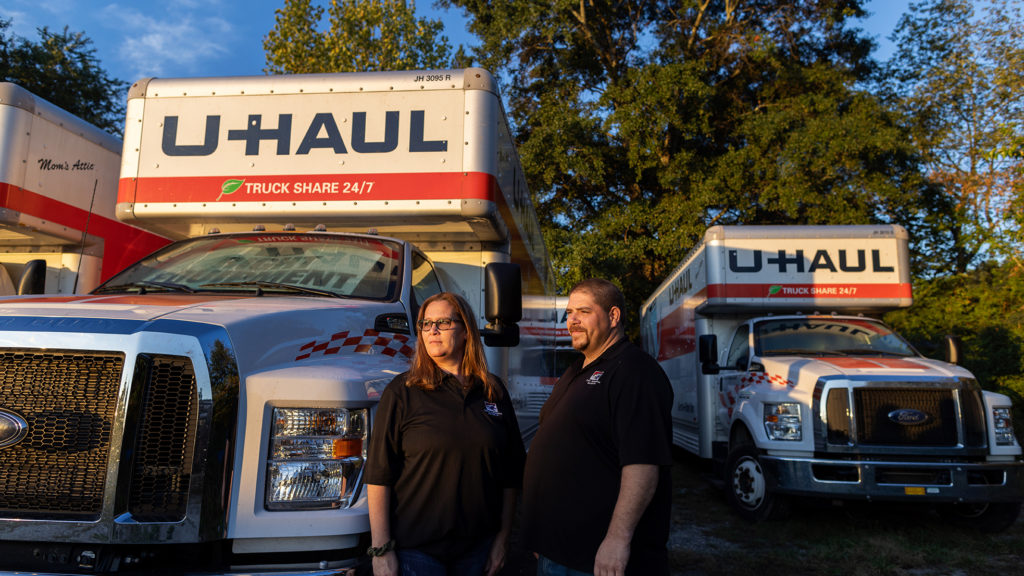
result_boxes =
[364,371,525,562]
[522,339,673,574]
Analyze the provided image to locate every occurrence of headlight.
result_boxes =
[266,407,367,510]
[992,407,1016,446]
[764,403,802,441]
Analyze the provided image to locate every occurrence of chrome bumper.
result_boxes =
[761,455,1024,503]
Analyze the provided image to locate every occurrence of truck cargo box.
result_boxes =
[0,82,169,293]
[118,71,532,243]
[696,224,912,313]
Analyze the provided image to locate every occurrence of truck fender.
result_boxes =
[730,395,767,448]
[723,422,791,522]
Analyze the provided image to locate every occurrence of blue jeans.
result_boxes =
[536,555,594,576]
[396,537,492,576]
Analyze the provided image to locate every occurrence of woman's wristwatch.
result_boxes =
[366,539,395,557]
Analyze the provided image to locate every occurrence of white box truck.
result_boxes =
[641,225,1023,531]
[516,296,579,439]
[0,69,557,573]
[0,83,169,295]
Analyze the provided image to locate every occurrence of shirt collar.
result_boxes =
[439,370,480,397]
[580,338,630,371]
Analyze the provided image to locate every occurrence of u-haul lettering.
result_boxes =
[728,249,895,274]
[669,268,692,305]
[129,90,466,178]
[162,111,447,157]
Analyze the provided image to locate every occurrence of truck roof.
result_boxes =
[704,224,909,242]
[0,82,121,155]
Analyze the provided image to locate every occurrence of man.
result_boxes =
[522,279,674,576]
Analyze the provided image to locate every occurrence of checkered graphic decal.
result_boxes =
[719,371,796,417]
[739,372,795,388]
[296,329,414,361]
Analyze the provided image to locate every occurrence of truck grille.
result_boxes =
[855,388,956,445]
[0,350,124,520]
[826,384,987,449]
[127,355,198,522]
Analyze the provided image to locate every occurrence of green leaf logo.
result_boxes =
[217,179,244,201]
[768,285,782,296]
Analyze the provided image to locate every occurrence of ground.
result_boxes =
[500,449,1024,576]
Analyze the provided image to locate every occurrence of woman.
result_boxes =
[365,292,526,576]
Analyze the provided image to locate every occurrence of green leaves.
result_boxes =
[448,0,925,335]
[0,19,126,134]
[263,0,455,74]
[886,0,1024,273]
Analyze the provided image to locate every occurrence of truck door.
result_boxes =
[410,251,443,319]
[718,324,751,423]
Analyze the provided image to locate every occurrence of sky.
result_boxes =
[1,0,912,87]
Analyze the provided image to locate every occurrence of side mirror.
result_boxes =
[699,334,720,375]
[482,263,521,347]
[17,259,46,295]
[944,335,962,365]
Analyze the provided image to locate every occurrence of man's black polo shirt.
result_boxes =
[522,339,673,574]
[364,372,525,562]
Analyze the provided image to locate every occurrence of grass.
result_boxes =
[668,450,1024,576]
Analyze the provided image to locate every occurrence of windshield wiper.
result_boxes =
[199,281,341,298]
[763,348,848,356]
[833,349,912,357]
[94,280,195,294]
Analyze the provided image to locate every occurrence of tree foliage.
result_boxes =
[0,18,126,134]
[442,0,929,328]
[886,0,1024,273]
[264,0,457,73]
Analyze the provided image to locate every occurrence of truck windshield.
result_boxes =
[95,233,403,301]
[754,318,916,358]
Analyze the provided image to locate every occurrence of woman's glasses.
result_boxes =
[416,318,461,332]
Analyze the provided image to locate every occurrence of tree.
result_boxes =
[441,0,930,328]
[0,19,126,134]
[264,0,457,73]
[886,0,1024,273]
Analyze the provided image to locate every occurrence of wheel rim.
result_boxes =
[731,456,766,509]
[951,502,990,519]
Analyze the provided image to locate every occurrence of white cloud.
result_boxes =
[102,3,234,79]
[0,5,43,37]
[1,0,80,35]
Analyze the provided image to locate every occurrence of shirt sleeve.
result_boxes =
[363,375,406,486]
[611,348,674,467]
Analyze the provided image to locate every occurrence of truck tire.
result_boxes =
[725,444,789,522]
[936,501,1021,533]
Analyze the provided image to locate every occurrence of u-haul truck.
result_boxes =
[516,296,580,441]
[0,83,169,295]
[641,225,1024,531]
[0,69,556,573]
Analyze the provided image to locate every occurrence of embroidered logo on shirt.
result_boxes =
[484,402,502,417]
[586,371,604,386]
